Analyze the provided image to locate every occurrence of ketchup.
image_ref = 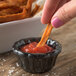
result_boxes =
[21,42,53,53]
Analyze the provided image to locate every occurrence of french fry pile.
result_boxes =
[0,0,43,23]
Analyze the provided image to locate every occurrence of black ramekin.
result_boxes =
[12,37,62,74]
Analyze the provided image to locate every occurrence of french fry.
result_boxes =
[25,0,36,17]
[0,6,28,23]
[31,4,40,16]
[37,24,53,47]
[36,5,43,14]
[0,0,43,23]
[6,0,28,6]
[26,0,33,11]
[0,1,9,8]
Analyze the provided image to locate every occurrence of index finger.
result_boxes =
[41,0,60,24]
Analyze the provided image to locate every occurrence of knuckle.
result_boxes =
[59,7,72,22]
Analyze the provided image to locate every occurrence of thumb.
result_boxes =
[51,1,76,28]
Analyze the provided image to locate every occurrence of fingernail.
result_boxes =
[51,17,64,28]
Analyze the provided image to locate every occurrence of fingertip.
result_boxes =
[41,18,45,24]
[41,16,49,24]
[51,17,64,28]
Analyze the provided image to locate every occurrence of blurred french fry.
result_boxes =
[0,0,43,23]
[36,5,43,14]
[25,0,36,17]
[6,0,28,6]
[0,1,9,8]
[31,4,40,16]
[26,0,33,11]
[0,6,28,23]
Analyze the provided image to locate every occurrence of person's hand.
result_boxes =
[41,0,76,28]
